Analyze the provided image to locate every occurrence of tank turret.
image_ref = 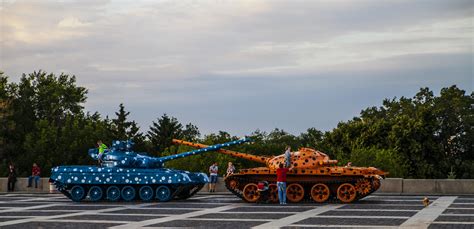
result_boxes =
[50,138,251,202]
[172,139,388,204]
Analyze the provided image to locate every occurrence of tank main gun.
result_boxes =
[172,139,269,164]
[172,139,338,170]
[89,138,252,168]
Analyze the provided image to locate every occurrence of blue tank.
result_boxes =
[50,138,251,202]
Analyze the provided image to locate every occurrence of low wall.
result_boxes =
[0,177,51,193]
[376,178,474,194]
[1,177,473,194]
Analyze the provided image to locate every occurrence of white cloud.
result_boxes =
[58,16,90,28]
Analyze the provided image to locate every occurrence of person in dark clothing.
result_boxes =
[27,163,41,188]
[257,181,270,203]
[7,163,17,192]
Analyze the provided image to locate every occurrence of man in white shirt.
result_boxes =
[209,162,218,192]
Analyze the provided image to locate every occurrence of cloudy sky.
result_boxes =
[1,0,472,136]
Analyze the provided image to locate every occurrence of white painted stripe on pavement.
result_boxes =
[331,209,418,212]
[400,196,457,229]
[441,213,474,216]
[182,218,271,222]
[37,219,134,224]
[189,196,216,199]
[0,202,156,227]
[312,215,409,219]
[131,207,203,210]
[431,221,474,225]
[291,224,398,228]
[252,204,343,229]
[220,211,295,214]
[0,203,60,213]
[0,216,36,218]
[291,224,398,229]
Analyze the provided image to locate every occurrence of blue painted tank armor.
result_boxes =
[50,138,251,202]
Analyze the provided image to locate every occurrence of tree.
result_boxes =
[299,127,324,148]
[147,114,183,154]
[112,103,131,140]
[111,103,145,149]
[0,72,16,172]
[322,85,473,179]
[182,123,200,141]
[433,86,473,178]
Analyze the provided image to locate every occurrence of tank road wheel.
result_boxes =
[355,179,372,195]
[268,184,279,203]
[156,185,171,202]
[242,183,260,203]
[337,183,357,203]
[139,186,154,201]
[70,185,86,202]
[228,179,239,191]
[310,183,330,203]
[286,183,305,203]
[88,186,104,201]
[121,186,136,201]
[106,186,121,201]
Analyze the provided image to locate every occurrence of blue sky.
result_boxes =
[1,0,472,136]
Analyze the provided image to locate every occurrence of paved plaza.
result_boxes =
[0,193,473,228]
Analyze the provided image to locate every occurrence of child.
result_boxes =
[257,181,270,203]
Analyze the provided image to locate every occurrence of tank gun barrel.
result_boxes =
[158,138,253,164]
[172,139,269,164]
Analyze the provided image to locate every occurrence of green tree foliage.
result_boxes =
[0,71,111,176]
[0,72,16,168]
[111,103,145,151]
[349,147,409,178]
[112,103,131,140]
[323,86,473,178]
[182,123,200,141]
[147,114,183,154]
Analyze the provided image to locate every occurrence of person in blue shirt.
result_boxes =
[284,146,291,168]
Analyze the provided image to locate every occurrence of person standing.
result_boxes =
[277,163,291,204]
[27,163,41,188]
[226,162,235,177]
[209,162,218,192]
[7,162,17,192]
[97,140,108,164]
[284,146,292,168]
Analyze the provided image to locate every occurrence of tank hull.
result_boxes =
[50,165,208,202]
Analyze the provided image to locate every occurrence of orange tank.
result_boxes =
[172,139,388,203]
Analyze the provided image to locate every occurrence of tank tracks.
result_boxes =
[224,175,381,203]
[53,182,205,202]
